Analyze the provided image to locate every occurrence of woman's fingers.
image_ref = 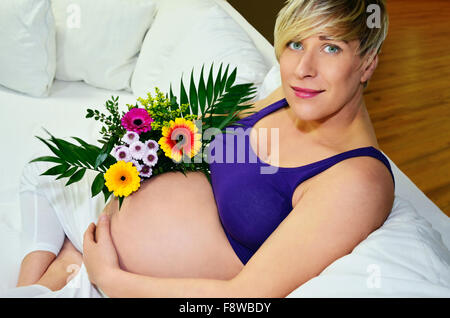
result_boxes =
[82,214,120,287]
[83,214,111,251]
[95,214,112,244]
[83,222,96,247]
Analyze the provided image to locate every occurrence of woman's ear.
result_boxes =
[360,54,378,84]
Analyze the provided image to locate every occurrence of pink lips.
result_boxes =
[292,86,324,98]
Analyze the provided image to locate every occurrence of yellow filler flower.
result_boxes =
[104,161,141,197]
[158,118,202,162]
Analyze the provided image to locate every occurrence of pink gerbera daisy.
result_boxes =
[121,108,154,134]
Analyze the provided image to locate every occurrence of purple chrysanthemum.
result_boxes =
[121,108,154,134]
[130,159,142,172]
[145,139,159,153]
[142,150,158,167]
[139,164,152,178]
[121,131,139,145]
[114,146,132,162]
[129,141,146,160]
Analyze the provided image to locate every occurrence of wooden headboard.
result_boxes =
[227,0,286,45]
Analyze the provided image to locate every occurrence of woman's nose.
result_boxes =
[294,51,317,79]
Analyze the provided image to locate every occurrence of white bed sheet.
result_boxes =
[287,195,450,297]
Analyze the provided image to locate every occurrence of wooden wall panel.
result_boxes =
[366,0,450,216]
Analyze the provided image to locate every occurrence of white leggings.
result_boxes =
[19,191,65,257]
[18,159,107,258]
[1,158,109,298]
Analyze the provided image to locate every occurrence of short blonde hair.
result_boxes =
[274,0,389,62]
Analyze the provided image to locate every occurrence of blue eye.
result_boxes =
[324,45,341,54]
[288,41,303,51]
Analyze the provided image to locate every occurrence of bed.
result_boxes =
[0,0,449,297]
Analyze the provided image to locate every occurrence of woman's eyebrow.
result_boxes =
[319,35,348,44]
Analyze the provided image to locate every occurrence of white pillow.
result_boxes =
[0,0,56,97]
[256,64,281,101]
[131,0,270,102]
[288,196,450,297]
[51,0,157,91]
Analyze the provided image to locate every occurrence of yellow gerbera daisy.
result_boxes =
[158,118,202,162]
[104,161,141,197]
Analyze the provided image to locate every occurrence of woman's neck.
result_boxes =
[286,89,379,151]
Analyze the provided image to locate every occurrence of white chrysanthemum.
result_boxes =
[139,164,152,178]
[112,145,124,156]
[129,141,146,160]
[145,139,159,153]
[130,159,142,172]
[142,150,158,167]
[121,131,139,145]
[114,146,132,162]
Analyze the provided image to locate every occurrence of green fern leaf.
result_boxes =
[40,164,69,176]
[198,65,207,115]
[180,76,189,108]
[91,172,105,197]
[66,168,86,186]
[56,166,78,180]
[206,63,214,106]
[189,69,198,115]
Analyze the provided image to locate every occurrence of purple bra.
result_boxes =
[208,98,395,265]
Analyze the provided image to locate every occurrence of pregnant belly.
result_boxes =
[105,171,243,280]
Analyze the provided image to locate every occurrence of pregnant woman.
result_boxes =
[15,0,394,297]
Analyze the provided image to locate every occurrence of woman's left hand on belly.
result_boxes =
[83,213,120,287]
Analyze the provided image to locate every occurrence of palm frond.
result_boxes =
[173,62,257,132]
[31,129,113,197]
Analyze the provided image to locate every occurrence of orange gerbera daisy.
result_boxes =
[158,118,202,162]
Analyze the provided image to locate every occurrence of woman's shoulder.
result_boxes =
[301,152,394,205]
[294,152,394,231]
[238,86,285,119]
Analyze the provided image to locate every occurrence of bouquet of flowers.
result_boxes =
[30,63,257,210]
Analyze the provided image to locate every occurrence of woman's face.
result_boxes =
[279,34,376,122]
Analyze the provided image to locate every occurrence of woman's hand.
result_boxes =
[83,213,120,288]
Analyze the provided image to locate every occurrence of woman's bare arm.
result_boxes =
[84,157,393,297]
[16,251,56,287]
